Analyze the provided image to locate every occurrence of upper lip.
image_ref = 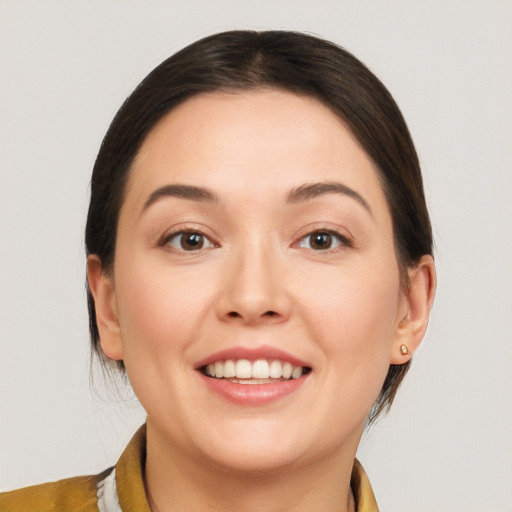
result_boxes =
[194,344,311,370]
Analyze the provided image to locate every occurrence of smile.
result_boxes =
[196,346,312,404]
[201,358,310,383]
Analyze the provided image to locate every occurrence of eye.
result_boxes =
[297,230,350,251]
[165,231,216,251]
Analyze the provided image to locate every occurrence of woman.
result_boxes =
[1,30,436,512]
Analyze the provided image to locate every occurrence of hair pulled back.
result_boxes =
[85,30,433,420]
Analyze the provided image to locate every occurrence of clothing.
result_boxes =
[0,425,379,511]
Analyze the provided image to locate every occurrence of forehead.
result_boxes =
[125,89,387,212]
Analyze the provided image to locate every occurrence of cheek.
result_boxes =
[112,260,221,421]
[299,261,400,365]
[114,260,216,363]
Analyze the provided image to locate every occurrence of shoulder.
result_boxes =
[0,469,111,512]
[0,425,148,512]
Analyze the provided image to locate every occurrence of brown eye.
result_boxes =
[298,231,349,251]
[166,231,215,251]
[310,232,333,250]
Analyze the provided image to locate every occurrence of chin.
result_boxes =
[201,440,305,476]
[185,416,340,476]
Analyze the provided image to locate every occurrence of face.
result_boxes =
[97,90,411,473]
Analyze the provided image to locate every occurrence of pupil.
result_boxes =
[182,233,203,250]
[312,232,331,249]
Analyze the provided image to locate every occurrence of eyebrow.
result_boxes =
[142,181,371,215]
[287,182,372,214]
[143,184,220,211]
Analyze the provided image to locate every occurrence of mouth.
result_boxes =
[200,358,312,384]
[195,346,312,404]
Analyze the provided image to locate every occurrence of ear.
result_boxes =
[390,255,436,364]
[86,255,124,361]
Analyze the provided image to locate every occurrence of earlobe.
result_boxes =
[391,255,436,364]
[86,255,124,361]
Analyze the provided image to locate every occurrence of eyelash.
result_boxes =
[295,229,353,252]
[160,230,217,252]
[160,227,353,254]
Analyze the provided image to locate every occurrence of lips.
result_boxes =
[195,345,310,369]
[195,345,312,404]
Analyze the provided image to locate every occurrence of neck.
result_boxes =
[144,421,361,512]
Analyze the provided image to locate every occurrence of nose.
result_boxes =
[215,241,292,325]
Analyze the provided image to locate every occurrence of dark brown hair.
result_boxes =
[85,30,433,420]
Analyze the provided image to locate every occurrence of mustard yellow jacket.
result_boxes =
[0,425,379,511]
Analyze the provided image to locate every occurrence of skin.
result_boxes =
[88,90,436,512]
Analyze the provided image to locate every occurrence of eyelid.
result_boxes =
[293,227,354,252]
[158,226,219,252]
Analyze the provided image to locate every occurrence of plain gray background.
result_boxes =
[1,1,511,510]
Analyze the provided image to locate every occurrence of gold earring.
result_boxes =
[400,344,410,356]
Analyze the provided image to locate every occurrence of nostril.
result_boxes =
[227,310,277,319]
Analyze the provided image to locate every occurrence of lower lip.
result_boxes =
[199,373,309,405]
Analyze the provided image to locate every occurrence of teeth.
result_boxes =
[204,359,306,381]
[269,360,282,379]
[224,359,236,378]
[282,362,293,379]
[291,366,303,379]
[235,359,252,379]
[231,378,275,385]
[214,361,224,378]
[252,359,270,379]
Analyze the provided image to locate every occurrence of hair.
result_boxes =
[85,30,433,421]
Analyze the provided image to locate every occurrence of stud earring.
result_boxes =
[400,344,410,356]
